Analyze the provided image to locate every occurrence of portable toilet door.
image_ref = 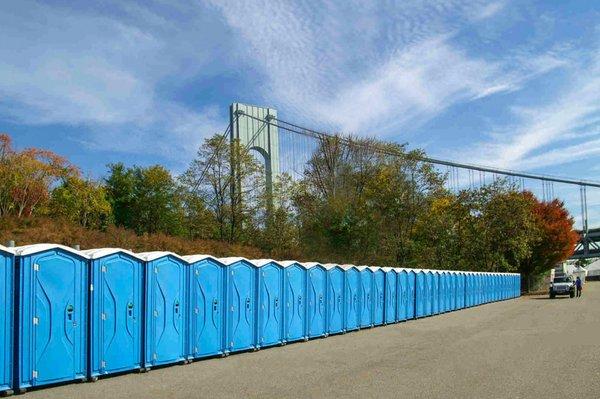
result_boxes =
[397,269,408,321]
[15,244,88,391]
[440,272,447,313]
[372,267,385,326]
[280,261,307,343]
[434,271,442,314]
[449,272,454,310]
[184,255,226,359]
[459,272,466,309]
[253,259,284,349]
[427,271,436,315]
[382,268,397,324]
[357,266,374,328]
[415,270,426,318]
[323,263,344,335]
[465,273,471,307]
[342,265,360,331]
[140,252,187,368]
[220,257,257,353]
[305,263,327,338]
[0,245,14,396]
[85,249,144,379]
[406,269,416,320]
[444,272,451,312]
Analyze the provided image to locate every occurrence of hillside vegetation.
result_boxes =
[0,132,579,288]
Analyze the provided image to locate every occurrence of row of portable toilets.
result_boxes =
[0,244,520,395]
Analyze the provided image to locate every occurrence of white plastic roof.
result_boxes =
[322,263,341,270]
[248,259,280,267]
[83,248,144,261]
[356,265,371,272]
[182,254,220,264]
[302,262,323,269]
[0,244,14,255]
[217,257,250,266]
[368,266,381,272]
[381,267,395,272]
[136,251,187,263]
[279,260,302,268]
[15,243,89,258]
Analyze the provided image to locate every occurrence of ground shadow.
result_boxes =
[529,296,572,300]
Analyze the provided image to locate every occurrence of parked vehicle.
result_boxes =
[549,276,575,299]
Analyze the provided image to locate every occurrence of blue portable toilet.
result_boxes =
[465,273,471,307]
[140,252,187,368]
[219,257,258,353]
[280,261,307,342]
[183,255,226,359]
[342,265,360,331]
[357,266,374,328]
[252,259,284,349]
[444,272,451,312]
[415,269,426,318]
[0,245,14,396]
[448,272,456,311]
[397,269,408,321]
[406,269,416,320]
[459,272,466,309]
[440,272,448,313]
[382,267,397,324]
[424,270,434,316]
[323,263,344,335]
[305,262,327,338]
[15,244,88,391]
[433,271,440,315]
[372,267,385,326]
[84,248,144,379]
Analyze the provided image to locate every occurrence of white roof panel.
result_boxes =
[218,257,250,266]
[322,263,341,270]
[249,259,281,267]
[0,244,14,255]
[302,262,323,269]
[136,251,188,263]
[15,243,89,258]
[279,260,302,268]
[83,248,144,261]
[182,254,220,264]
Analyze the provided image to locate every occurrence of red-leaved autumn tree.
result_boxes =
[519,191,579,290]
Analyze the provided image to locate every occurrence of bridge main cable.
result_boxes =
[236,111,600,189]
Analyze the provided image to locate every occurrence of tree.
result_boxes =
[0,133,76,218]
[520,194,579,290]
[49,176,112,229]
[105,163,185,236]
[180,134,263,243]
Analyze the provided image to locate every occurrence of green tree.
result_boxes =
[105,163,185,236]
[49,176,112,229]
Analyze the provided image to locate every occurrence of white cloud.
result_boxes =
[207,0,563,136]
[0,0,230,158]
[466,52,600,171]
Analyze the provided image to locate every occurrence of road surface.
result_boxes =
[29,283,600,398]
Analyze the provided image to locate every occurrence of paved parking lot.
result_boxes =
[30,283,600,398]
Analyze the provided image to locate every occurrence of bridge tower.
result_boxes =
[229,102,280,197]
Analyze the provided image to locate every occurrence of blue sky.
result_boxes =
[1,0,599,226]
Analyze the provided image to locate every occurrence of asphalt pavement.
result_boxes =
[28,282,600,398]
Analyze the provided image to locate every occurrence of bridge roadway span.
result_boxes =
[32,284,600,399]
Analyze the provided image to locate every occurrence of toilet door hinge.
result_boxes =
[90,284,94,292]
[101,313,107,320]
[153,353,158,360]
[32,370,38,379]
[101,360,106,368]
[33,264,39,271]
[102,266,107,273]
[33,317,39,325]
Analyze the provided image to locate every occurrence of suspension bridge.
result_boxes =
[219,102,600,260]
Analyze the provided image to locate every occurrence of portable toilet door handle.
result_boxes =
[127,302,134,317]
[274,297,279,309]
[213,299,219,313]
[66,304,74,321]
[298,295,302,308]
[174,301,180,316]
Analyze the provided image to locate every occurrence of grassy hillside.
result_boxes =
[0,217,267,259]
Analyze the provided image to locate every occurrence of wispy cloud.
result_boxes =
[207,0,563,135]
[467,50,600,170]
[0,0,230,158]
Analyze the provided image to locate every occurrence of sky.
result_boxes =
[1,0,599,226]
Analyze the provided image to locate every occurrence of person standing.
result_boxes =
[575,276,583,298]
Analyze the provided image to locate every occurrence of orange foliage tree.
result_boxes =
[0,133,77,217]
[519,192,579,289]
